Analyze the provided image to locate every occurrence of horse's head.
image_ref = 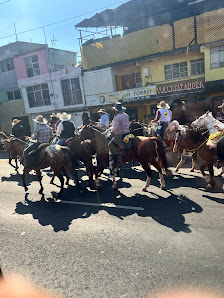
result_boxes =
[191,111,214,130]
[79,125,95,141]
[173,131,184,154]
[129,121,144,136]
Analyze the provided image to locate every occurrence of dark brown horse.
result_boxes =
[173,129,216,189]
[79,125,171,191]
[22,144,82,196]
[0,132,24,170]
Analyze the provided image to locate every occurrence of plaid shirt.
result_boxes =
[32,124,53,143]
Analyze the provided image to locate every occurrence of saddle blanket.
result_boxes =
[207,131,224,148]
[122,134,135,150]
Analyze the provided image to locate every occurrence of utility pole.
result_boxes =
[13,22,18,41]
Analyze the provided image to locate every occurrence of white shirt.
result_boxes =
[99,114,109,128]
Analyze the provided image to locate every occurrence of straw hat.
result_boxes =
[12,119,21,127]
[157,101,170,109]
[112,102,126,112]
[33,115,48,125]
[218,101,224,109]
[60,112,71,121]
[97,109,106,114]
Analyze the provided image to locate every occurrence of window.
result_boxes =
[61,78,82,106]
[7,90,21,101]
[121,72,142,90]
[191,59,205,75]
[26,84,51,107]
[53,64,64,71]
[0,58,14,73]
[211,46,224,69]
[25,55,40,77]
[165,62,188,80]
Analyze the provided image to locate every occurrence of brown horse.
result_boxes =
[173,129,216,189]
[79,125,171,191]
[22,144,82,196]
[0,132,24,170]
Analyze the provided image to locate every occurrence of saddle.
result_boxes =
[28,143,50,167]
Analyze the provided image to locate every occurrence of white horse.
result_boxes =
[192,111,224,176]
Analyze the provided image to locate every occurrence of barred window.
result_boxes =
[27,84,51,108]
[191,59,204,75]
[7,90,21,101]
[211,46,224,69]
[25,55,40,77]
[121,72,142,90]
[0,58,15,73]
[61,78,82,106]
[165,62,188,80]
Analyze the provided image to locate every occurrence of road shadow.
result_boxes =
[202,194,224,204]
[14,182,202,233]
[1,172,37,187]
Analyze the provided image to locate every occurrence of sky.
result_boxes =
[0,0,128,60]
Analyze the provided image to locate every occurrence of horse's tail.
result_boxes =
[152,138,170,174]
[61,147,79,170]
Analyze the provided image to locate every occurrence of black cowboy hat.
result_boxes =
[82,112,90,118]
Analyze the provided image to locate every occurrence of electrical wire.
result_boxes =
[0,0,129,40]
[0,0,11,5]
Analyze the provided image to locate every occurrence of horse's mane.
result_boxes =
[185,129,207,142]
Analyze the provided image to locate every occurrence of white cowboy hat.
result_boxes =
[157,101,170,109]
[60,112,71,121]
[33,115,48,125]
[97,109,106,114]
[12,119,21,127]
[112,102,126,112]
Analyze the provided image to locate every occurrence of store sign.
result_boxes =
[86,86,157,107]
[157,79,205,95]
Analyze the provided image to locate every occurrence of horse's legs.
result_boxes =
[151,160,166,190]
[206,163,215,190]
[36,170,44,194]
[50,173,55,184]
[139,161,152,192]
[175,150,186,172]
[190,152,197,172]
[15,159,19,170]
[217,166,224,177]
[57,173,64,195]
[22,167,30,192]
[111,156,122,190]
[200,162,207,176]
[65,163,81,191]
[62,167,69,185]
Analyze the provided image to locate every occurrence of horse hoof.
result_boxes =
[161,186,166,190]
[175,169,179,173]
[50,181,53,185]
[112,185,117,190]
[142,187,147,192]
[190,169,194,172]
[39,189,43,194]
[24,187,28,192]
[206,184,214,190]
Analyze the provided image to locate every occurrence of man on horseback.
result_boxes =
[56,112,75,145]
[23,115,53,168]
[97,109,109,128]
[214,104,224,168]
[12,119,25,140]
[152,101,171,142]
[82,112,91,126]
[108,102,130,156]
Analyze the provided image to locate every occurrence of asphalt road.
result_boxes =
[0,151,224,298]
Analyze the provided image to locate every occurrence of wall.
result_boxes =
[83,67,115,96]
[112,64,142,91]
[13,48,49,80]
[0,70,19,92]
[18,66,85,114]
[0,100,31,133]
[201,45,224,82]
[141,50,205,86]
[48,49,77,72]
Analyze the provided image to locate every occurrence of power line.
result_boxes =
[0,0,11,5]
[0,0,128,41]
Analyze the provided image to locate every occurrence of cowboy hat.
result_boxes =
[33,115,48,125]
[81,112,90,118]
[112,102,126,112]
[12,119,21,127]
[157,101,170,109]
[97,109,106,114]
[218,101,224,109]
[50,113,58,118]
[60,112,71,121]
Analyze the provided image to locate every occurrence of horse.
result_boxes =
[79,125,171,191]
[173,129,216,189]
[22,144,82,196]
[192,111,224,176]
[0,132,24,170]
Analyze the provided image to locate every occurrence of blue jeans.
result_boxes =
[158,122,168,140]
[57,138,67,146]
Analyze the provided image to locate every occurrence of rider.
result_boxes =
[82,112,91,126]
[11,119,26,140]
[152,101,171,141]
[214,102,224,167]
[23,115,53,167]
[97,109,109,128]
[108,102,130,156]
[56,112,75,145]
[50,113,60,135]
